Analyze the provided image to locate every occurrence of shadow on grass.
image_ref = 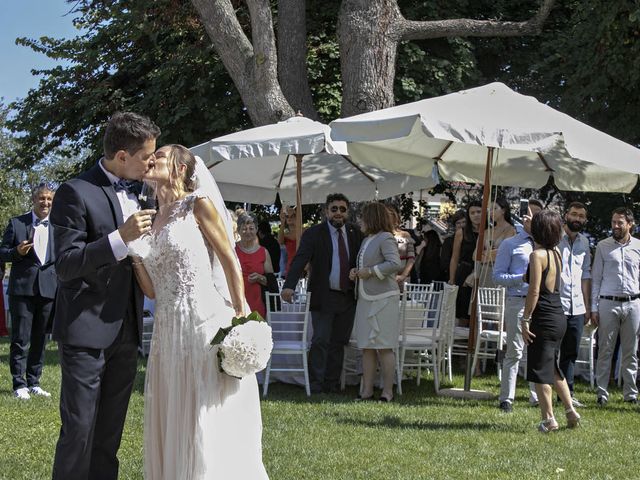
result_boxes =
[334,413,522,432]
[260,382,502,409]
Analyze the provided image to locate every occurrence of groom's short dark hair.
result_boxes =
[103,112,161,159]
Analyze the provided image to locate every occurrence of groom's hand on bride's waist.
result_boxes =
[119,209,157,243]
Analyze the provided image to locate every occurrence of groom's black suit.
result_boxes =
[50,163,146,480]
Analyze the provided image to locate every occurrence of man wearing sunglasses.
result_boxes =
[282,193,363,394]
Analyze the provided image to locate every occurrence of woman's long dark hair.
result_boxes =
[493,197,514,226]
[422,230,442,259]
[463,200,482,242]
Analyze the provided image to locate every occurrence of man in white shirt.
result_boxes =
[0,183,58,399]
[558,202,591,407]
[591,207,640,406]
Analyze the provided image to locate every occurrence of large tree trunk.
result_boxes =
[337,0,556,117]
[192,0,555,123]
[338,0,403,117]
[277,0,318,119]
[191,0,294,126]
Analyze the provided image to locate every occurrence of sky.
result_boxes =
[0,0,79,104]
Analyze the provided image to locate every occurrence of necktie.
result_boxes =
[114,179,134,194]
[337,228,350,291]
[34,218,49,227]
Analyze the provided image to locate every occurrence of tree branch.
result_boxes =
[191,0,294,125]
[400,0,556,41]
[190,0,253,82]
[246,0,278,81]
[277,0,318,119]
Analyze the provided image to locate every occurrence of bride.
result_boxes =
[130,144,268,479]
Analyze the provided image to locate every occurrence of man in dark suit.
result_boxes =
[281,193,363,393]
[0,183,58,399]
[50,112,159,480]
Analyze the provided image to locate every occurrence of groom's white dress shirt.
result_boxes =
[99,160,140,261]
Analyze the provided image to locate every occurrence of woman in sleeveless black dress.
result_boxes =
[521,210,581,432]
[448,201,482,321]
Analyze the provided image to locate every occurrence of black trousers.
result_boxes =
[9,294,53,391]
[52,312,139,480]
[308,290,356,392]
[559,313,586,393]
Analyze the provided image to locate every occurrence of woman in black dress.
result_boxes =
[521,210,581,432]
[448,200,482,324]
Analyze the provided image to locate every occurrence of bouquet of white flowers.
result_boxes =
[210,311,273,379]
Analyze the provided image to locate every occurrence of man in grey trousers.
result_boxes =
[591,207,640,406]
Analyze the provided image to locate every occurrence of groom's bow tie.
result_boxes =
[114,179,135,194]
[34,218,49,227]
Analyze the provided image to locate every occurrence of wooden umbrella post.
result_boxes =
[463,146,494,391]
[295,154,303,247]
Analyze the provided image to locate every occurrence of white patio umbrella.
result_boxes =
[191,116,434,244]
[330,82,640,192]
[330,82,640,392]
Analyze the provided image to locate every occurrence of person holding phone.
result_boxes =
[0,182,58,400]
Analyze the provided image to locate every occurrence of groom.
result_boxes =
[50,112,159,480]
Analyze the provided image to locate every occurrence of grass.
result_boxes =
[0,339,638,479]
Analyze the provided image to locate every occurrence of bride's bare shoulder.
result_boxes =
[193,196,219,221]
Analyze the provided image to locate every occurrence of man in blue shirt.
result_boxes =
[493,199,542,412]
[558,202,591,407]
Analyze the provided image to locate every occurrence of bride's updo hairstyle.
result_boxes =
[165,144,197,194]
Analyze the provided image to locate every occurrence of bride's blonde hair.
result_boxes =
[164,144,197,196]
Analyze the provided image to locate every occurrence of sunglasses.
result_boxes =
[330,206,347,213]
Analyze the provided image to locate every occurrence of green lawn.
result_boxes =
[0,339,637,479]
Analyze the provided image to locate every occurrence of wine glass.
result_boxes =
[139,180,157,205]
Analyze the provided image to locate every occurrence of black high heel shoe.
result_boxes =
[379,394,394,403]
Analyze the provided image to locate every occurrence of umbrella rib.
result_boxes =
[340,155,375,183]
[537,152,555,172]
[277,155,293,188]
[434,141,453,161]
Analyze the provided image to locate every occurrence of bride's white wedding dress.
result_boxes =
[140,193,268,479]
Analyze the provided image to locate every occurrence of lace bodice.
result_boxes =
[132,193,234,349]
[145,195,216,313]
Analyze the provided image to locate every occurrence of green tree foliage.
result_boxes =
[537,0,640,147]
[0,103,30,228]
[9,0,551,171]
[0,102,80,230]
[8,0,640,234]
[10,0,250,169]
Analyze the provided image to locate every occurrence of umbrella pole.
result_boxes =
[463,147,494,391]
[295,154,303,247]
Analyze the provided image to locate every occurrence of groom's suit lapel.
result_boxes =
[87,163,125,228]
